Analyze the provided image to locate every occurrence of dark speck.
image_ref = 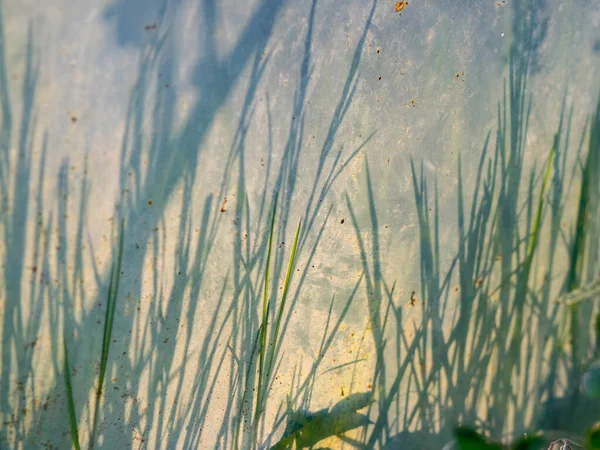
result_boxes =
[70,116,77,123]
[341,219,345,224]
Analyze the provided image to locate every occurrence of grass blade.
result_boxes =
[63,338,81,450]
[525,144,555,268]
[565,94,600,378]
[508,145,554,357]
[89,219,125,450]
[253,203,277,444]
[267,220,301,375]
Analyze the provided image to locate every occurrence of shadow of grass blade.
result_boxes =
[63,338,81,450]
[89,219,125,450]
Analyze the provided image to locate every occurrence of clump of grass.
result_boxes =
[63,219,125,450]
[232,201,302,450]
[351,43,600,445]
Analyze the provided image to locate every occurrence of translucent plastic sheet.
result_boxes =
[1,0,600,448]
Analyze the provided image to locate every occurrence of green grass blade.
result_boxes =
[267,220,301,375]
[253,203,277,441]
[89,219,125,450]
[507,145,554,368]
[525,144,555,267]
[63,338,81,450]
[566,95,600,377]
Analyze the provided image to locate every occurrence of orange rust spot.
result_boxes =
[395,1,408,12]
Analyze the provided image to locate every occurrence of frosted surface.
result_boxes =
[1,0,600,449]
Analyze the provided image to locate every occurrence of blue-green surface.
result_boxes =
[1,0,600,449]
